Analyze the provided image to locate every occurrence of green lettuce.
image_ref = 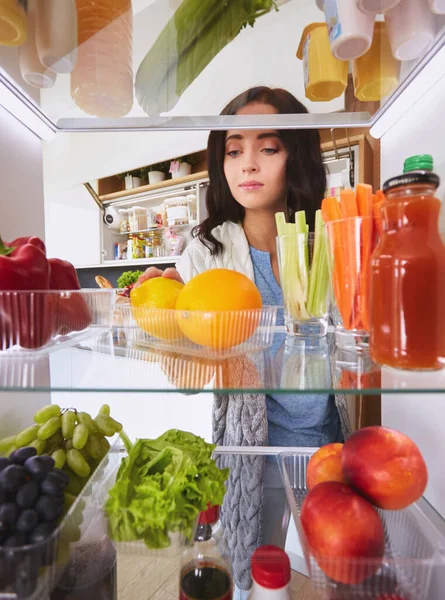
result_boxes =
[105,430,229,549]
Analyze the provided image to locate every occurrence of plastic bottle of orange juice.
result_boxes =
[0,0,26,46]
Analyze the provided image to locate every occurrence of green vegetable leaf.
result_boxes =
[105,430,229,549]
[117,270,144,289]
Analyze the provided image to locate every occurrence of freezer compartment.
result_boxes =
[279,451,444,600]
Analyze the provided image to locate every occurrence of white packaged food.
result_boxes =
[385,0,436,61]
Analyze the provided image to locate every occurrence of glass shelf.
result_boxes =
[0,0,444,132]
[1,329,445,395]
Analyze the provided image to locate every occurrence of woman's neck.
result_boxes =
[242,207,283,254]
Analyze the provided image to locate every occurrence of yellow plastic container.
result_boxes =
[297,23,348,102]
[352,21,401,102]
[0,0,26,46]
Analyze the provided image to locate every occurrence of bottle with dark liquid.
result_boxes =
[179,505,232,600]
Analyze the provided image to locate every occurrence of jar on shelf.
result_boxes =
[186,194,197,222]
[146,208,157,228]
[164,197,189,227]
[128,206,148,232]
[148,230,164,257]
[131,234,145,259]
[119,209,130,233]
[145,235,153,259]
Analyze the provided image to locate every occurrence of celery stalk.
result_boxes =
[307,210,329,318]
[295,211,309,302]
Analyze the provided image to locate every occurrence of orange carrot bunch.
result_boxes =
[322,185,384,332]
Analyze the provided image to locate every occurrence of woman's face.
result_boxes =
[223,102,288,212]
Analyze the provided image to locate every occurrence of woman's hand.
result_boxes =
[136,266,184,287]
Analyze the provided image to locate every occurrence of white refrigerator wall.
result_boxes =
[380,70,445,519]
[0,105,45,241]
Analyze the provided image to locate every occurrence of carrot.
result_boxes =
[355,184,374,331]
[340,188,358,218]
[323,196,342,221]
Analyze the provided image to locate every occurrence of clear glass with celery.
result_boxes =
[276,209,330,337]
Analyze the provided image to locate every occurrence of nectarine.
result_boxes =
[306,443,346,490]
[301,481,385,584]
[342,426,428,510]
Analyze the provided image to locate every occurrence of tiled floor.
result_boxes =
[117,552,323,600]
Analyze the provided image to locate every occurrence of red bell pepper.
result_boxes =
[0,237,55,349]
[48,258,92,334]
[8,236,46,256]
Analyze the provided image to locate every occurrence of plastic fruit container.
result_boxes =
[352,21,401,102]
[297,23,348,102]
[317,0,375,60]
[279,451,442,600]
[0,290,114,355]
[385,0,436,62]
[122,306,277,359]
[355,0,402,13]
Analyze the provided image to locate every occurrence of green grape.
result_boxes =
[15,424,40,448]
[98,435,111,457]
[66,449,91,478]
[77,412,96,434]
[34,404,61,424]
[47,430,63,449]
[29,438,47,455]
[52,448,66,470]
[0,435,16,455]
[85,434,102,461]
[63,468,83,496]
[93,415,117,437]
[73,424,89,450]
[63,492,77,510]
[37,416,61,440]
[61,411,77,439]
[98,404,110,417]
[108,417,123,433]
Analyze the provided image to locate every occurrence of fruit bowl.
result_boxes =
[279,451,444,600]
[0,290,115,355]
[122,306,278,358]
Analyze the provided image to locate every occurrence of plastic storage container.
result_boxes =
[19,0,57,89]
[318,0,375,60]
[385,0,436,62]
[35,0,77,74]
[0,0,26,46]
[128,206,148,232]
[352,21,400,102]
[355,0,402,13]
[165,197,190,226]
[122,305,278,359]
[71,0,133,118]
[297,23,348,102]
[279,451,441,600]
[429,0,445,14]
[0,289,114,354]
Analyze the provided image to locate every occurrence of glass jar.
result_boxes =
[186,194,197,222]
[164,197,189,226]
[148,230,164,257]
[119,209,130,233]
[128,206,147,232]
[370,171,445,370]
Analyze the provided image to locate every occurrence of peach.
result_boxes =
[301,481,385,584]
[306,443,346,490]
[342,426,428,510]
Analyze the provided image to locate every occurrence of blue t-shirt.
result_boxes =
[250,246,342,447]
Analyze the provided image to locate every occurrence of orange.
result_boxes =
[130,278,184,340]
[175,269,262,350]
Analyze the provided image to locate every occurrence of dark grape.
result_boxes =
[28,521,57,544]
[0,503,19,533]
[3,533,28,547]
[40,476,65,497]
[49,468,69,487]
[35,495,63,522]
[24,456,53,480]
[9,447,37,466]
[16,510,38,534]
[12,555,40,599]
[16,481,39,510]
[0,465,27,492]
[0,457,12,473]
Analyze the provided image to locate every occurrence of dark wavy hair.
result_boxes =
[193,87,326,255]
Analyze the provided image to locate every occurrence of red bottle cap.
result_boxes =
[251,545,291,589]
[198,504,220,525]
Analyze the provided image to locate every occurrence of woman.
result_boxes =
[139,87,348,592]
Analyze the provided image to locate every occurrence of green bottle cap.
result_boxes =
[403,154,434,173]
